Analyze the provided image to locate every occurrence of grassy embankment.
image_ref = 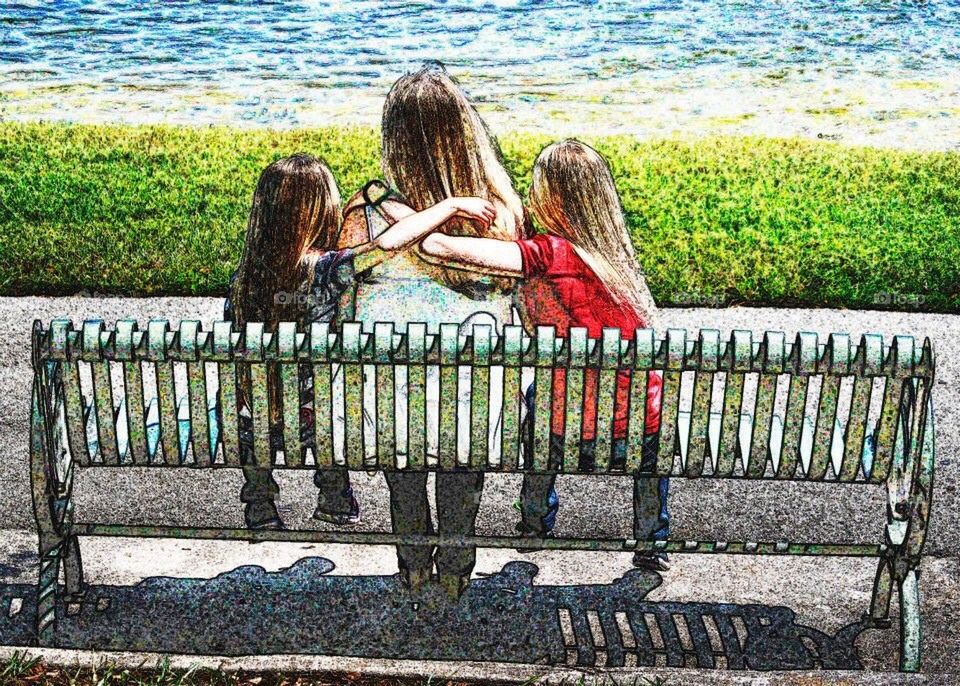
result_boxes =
[0,122,957,311]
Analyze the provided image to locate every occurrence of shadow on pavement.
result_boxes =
[0,557,869,670]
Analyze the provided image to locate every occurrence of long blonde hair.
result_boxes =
[229,153,341,329]
[382,64,525,295]
[529,140,659,328]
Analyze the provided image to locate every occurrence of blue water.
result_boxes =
[1,1,959,126]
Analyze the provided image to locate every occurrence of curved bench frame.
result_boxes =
[29,319,935,671]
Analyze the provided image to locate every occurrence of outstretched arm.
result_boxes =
[418,233,524,277]
[352,197,496,272]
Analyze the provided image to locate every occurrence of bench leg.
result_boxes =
[63,534,85,600]
[899,569,921,672]
[36,533,64,647]
[869,556,894,626]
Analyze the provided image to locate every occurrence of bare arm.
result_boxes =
[418,233,524,277]
[351,197,495,272]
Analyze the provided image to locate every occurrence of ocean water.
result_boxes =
[2,1,959,147]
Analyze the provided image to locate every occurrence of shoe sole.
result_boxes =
[312,511,361,525]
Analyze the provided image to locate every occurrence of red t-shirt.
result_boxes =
[516,234,663,439]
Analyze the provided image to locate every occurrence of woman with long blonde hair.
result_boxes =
[227,153,495,529]
[349,64,529,600]
[420,139,669,570]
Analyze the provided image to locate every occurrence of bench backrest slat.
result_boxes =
[50,321,90,467]
[341,323,366,470]
[468,324,491,469]
[374,323,398,470]
[746,332,783,478]
[563,328,588,473]
[84,321,120,466]
[38,320,934,484]
[240,323,272,469]
[181,321,213,467]
[531,326,556,472]
[438,324,460,470]
[214,322,242,467]
[148,320,182,465]
[406,323,427,470]
[499,326,523,471]
[277,322,304,468]
[715,330,750,477]
[309,322,334,469]
[116,321,150,465]
[686,330,720,477]
[593,328,621,473]
[656,329,685,475]
[624,329,655,473]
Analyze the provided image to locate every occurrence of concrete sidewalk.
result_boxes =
[1,297,958,682]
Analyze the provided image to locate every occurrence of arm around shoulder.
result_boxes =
[419,233,524,277]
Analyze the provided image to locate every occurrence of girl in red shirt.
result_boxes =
[420,139,669,570]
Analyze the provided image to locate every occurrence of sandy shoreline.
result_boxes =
[3,70,959,152]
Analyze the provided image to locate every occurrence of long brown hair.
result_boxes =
[229,153,341,329]
[228,153,341,427]
[529,140,660,328]
[381,64,524,294]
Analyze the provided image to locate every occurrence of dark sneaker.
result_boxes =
[438,573,470,602]
[514,521,555,553]
[632,552,670,572]
[244,501,285,531]
[399,566,432,593]
[312,493,361,525]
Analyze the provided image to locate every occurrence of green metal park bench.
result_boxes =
[29,318,935,671]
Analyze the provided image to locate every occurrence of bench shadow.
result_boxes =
[0,557,869,670]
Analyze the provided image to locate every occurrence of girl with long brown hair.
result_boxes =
[419,139,669,570]
[227,152,495,529]
[359,64,529,600]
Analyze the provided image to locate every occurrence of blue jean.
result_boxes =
[519,385,670,539]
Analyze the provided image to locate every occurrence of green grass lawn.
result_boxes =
[0,122,957,311]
